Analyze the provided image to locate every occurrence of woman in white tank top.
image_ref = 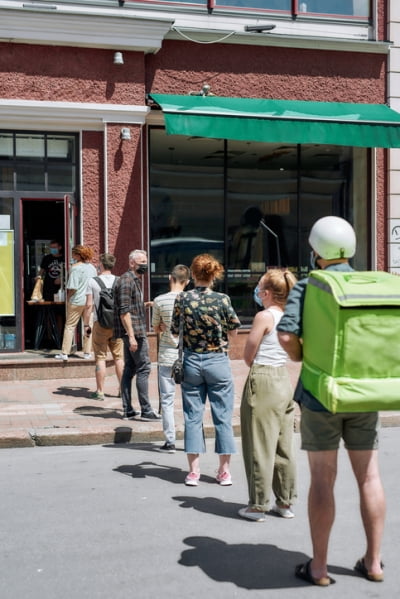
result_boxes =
[239,269,298,522]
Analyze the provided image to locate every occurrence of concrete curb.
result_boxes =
[1,413,399,449]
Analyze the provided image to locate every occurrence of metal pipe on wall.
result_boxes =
[103,122,109,253]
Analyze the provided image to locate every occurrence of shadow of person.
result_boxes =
[179,536,309,590]
[113,462,215,485]
[103,441,183,452]
[53,386,92,398]
[173,496,244,520]
[73,405,122,419]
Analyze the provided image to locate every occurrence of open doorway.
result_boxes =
[22,199,65,350]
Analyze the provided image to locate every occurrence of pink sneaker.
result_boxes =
[216,471,232,486]
[185,472,200,486]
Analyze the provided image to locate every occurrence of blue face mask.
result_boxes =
[253,285,263,307]
[70,258,77,265]
[49,248,59,255]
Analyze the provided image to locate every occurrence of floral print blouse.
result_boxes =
[171,286,241,353]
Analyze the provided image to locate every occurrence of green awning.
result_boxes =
[150,94,400,148]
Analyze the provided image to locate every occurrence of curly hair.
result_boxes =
[259,269,297,307]
[190,254,224,284]
[72,245,94,262]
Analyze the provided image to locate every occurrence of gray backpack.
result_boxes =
[94,277,117,329]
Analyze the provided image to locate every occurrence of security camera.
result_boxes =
[245,24,276,32]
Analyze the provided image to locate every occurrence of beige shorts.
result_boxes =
[300,405,380,451]
[92,321,124,361]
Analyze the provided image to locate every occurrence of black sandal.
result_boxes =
[295,560,336,586]
[354,558,384,582]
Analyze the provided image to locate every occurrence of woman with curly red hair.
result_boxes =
[55,245,96,361]
[171,254,241,486]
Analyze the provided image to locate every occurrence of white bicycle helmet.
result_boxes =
[309,216,356,260]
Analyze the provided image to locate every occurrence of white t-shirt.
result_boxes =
[67,262,97,306]
[86,274,117,323]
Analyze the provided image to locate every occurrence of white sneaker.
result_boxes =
[238,507,266,522]
[271,504,295,519]
[83,353,92,360]
[54,353,68,361]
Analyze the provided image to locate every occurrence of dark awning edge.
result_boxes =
[149,94,400,148]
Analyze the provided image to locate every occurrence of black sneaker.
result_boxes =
[123,410,139,420]
[159,442,176,453]
[141,411,162,421]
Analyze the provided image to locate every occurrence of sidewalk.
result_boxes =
[1,359,399,448]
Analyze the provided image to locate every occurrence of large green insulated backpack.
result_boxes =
[301,270,400,413]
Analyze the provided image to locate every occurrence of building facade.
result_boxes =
[0,0,399,353]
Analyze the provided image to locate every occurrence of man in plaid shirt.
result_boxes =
[114,249,161,421]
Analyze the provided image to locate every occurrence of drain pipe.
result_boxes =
[103,122,109,253]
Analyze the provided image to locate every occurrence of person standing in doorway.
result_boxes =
[277,216,385,586]
[55,245,96,361]
[152,264,190,452]
[84,253,124,400]
[36,240,64,301]
[114,249,161,421]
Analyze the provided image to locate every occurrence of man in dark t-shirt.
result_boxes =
[36,240,64,301]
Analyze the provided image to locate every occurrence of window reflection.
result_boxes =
[301,0,369,16]
[149,128,368,323]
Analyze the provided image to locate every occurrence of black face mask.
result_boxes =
[136,264,148,275]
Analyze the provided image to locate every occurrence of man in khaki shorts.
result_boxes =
[84,253,123,400]
[277,216,385,586]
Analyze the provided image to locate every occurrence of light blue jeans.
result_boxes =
[181,351,236,455]
[158,365,176,444]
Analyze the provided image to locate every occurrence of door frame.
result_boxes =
[20,194,77,351]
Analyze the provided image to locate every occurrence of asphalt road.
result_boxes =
[1,429,398,599]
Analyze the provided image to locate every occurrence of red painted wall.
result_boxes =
[0,43,145,104]
[106,123,146,274]
[146,41,386,104]
[82,131,104,258]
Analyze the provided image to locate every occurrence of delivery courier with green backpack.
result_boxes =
[301,269,400,413]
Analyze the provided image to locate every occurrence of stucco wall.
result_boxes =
[105,123,146,273]
[146,41,386,104]
[0,43,145,104]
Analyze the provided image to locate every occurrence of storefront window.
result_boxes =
[0,198,16,350]
[16,164,46,190]
[0,134,13,159]
[16,134,45,160]
[149,130,224,297]
[149,128,369,323]
[0,132,77,192]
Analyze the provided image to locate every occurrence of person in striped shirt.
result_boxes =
[152,264,190,453]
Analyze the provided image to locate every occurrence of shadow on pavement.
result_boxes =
[73,405,123,419]
[179,536,309,589]
[113,461,215,485]
[104,441,183,452]
[173,496,244,519]
[53,386,93,398]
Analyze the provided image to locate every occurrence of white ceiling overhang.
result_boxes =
[0,2,174,53]
[0,99,149,130]
[0,1,390,55]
